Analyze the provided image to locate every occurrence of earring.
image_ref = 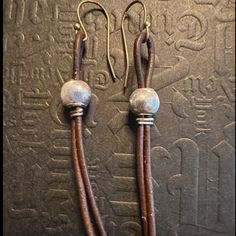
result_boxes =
[60,0,159,235]
[60,1,117,235]
[121,1,160,236]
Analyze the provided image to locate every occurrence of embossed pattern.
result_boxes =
[3,0,235,235]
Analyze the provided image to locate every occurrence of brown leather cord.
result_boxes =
[134,32,156,236]
[144,125,156,236]
[137,125,148,236]
[72,119,95,236]
[74,31,85,81]
[71,29,156,236]
[75,117,107,236]
[134,32,155,89]
[71,31,107,236]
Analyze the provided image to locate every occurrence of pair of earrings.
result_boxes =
[60,1,160,236]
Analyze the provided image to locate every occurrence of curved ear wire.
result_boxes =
[76,0,118,81]
[121,0,150,88]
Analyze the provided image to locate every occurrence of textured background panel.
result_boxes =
[3,0,235,235]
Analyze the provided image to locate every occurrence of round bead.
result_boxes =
[61,80,91,108]
[129,88,160,114]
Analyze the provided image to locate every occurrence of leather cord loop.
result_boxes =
[134,31,156,236]
[71,31,107,236]
[74,31,85,80]
[134,31,155,89]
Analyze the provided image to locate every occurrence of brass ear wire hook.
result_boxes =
[76,0,118,81]
[121,0,150,88]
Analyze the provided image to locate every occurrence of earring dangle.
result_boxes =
[121,1,160,236]
[60,0,159,235]
[60,1,117,235]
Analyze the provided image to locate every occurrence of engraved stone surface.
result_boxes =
[3,0,235,235]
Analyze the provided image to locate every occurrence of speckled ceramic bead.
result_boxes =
[61,80,91,108]
[129,88,160,115]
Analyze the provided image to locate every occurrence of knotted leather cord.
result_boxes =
[134,31,156,236]
[72,31,107,236]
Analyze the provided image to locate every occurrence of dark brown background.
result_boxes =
[3,0,235,235]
